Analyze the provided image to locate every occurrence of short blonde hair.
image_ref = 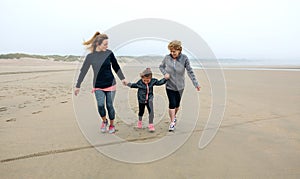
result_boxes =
[168,40,182,51]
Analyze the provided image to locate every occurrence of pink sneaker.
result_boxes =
[137,121,142,129]
[108,125,115,134]
[100,120,108,133]
[148,124,155,132]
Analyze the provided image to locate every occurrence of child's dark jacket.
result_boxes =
[127,78,166,103]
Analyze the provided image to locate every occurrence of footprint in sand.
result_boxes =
[0,106,8,112]
[6,118,16,122]
[32,111,42,114]
[24,101,31,104]
[18,104,26,109]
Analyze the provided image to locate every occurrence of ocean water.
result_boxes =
[118,56,300,71]
[190,58,300,71]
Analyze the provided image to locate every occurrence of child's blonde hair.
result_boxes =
[83,31,108,52]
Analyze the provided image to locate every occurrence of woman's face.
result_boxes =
[98,39,108,51]
[170,49,180,59]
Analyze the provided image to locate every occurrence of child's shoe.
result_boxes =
[108,125,115,134]
[100,120,108,133]
[148,124,155,132]
[137,120,142,129]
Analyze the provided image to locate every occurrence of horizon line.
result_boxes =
[0,52,299,61]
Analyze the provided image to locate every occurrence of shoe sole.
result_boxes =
[149,129,155,132]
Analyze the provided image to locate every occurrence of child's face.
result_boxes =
[142,77,151,84]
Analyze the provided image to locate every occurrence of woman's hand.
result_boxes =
[196,86,201,91]
[74,88,80,96]
[164,73,170,80]
[122,79,128,86]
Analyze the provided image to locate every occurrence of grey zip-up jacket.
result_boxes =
[127,78,166,103]
[159,54,199,91]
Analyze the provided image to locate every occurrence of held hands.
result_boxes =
[122,79,128,86]
[164,73,170,80]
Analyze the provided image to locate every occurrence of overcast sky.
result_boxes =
[0,0,299,60]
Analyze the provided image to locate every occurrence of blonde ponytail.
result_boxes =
[83,31,108,52]
[83,31,100,45]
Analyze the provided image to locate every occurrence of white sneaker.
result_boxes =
[173,118,177,125]
[169,122,175,131]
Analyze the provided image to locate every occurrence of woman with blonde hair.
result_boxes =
[159,40,201,131]
[74,32,127,134]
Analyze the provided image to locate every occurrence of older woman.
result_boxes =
[159,40,201,131]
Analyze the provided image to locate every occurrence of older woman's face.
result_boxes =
[170,49,180,59]
[98,39,108,51]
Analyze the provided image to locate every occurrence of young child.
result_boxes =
[127,68,167,132]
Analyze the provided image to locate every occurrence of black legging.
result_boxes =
[166,88,184,109]
[138,100,154,124]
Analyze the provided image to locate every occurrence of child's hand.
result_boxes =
[164,73,170,80]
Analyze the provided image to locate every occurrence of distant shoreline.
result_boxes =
[0,53,299,70]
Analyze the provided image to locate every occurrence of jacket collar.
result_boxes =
[169,53,182,61]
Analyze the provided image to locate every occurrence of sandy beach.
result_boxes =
[0,58,299,178]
